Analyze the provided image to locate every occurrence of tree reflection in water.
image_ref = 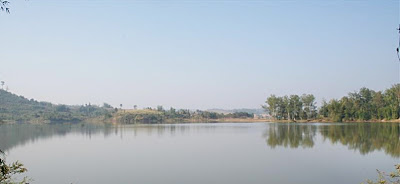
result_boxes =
[264,123,400,157]
[0,123,223,152]
[264,123,317,148]
[0,122,399,158]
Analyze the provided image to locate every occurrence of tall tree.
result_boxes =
[264,95,279,119]
[288,95,302,120]
[301,94,316,120]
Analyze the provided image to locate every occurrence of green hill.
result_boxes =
[0,89,256,124]
[0,89,112,123]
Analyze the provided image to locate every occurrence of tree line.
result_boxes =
[0,89,115,123]
[118,106,254,124]
[264,84,400,122]
[263,94,317,120]
[0,88,255,124]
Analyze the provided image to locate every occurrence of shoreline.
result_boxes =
[2,117,400,125]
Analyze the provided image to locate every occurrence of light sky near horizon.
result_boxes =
[0,0,399,110]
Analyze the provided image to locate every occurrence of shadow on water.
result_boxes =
[264,122,400,157]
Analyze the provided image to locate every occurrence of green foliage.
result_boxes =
[120,113,163,124]
[225,112,253,118]
[323,85,400,122]
[301,94,317,120]
[55,105,69,112]
[0,151,29,184]
[117,107,253,124]
[365,164,400,184]
[0,88,254,124]
[119,110,164,124]
[0,89,114,123]
[263,94,316,120]
[264,84,400,122]
[102,103,113,109]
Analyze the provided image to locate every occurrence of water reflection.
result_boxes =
[265,123,317,148]
[1,122,399,158]
[0,123,242,152]
[0,123,114,152]
[265,123,400,157]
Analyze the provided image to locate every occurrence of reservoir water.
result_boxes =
[0,122,399,184]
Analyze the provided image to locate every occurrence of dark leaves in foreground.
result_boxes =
[0,149,30,183]
[0,0,10,13]
[365,164,400,184]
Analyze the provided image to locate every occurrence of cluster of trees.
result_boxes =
[118,106,255,124]
[264,84,400,122]
[0,88,255,124]
[319,85,400,122]
[155,106,253,120]
[263,94,317,120]
[118,109,164,124]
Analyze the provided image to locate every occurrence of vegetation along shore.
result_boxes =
[0,84,399,124]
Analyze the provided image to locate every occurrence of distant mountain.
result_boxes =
[207,108,268,115]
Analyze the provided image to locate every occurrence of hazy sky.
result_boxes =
[0,0,399,109]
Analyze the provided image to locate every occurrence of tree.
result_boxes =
[0,1,10,13]
[264,95,289,120]
[371,91,385,119]
[264,95,279,119]
[0,150,29,183]
[55,105,70,112]
[301,94,317,120]
[283,96,290,120]
[327,99,343,122]
[157,105,164,112]
[0,81,4,90]
[319,99,329,118]
[288,95,302,120]
[103,103,112,108]
[365,164,400,184]
[341,96,355,121]
[383,84,400,120]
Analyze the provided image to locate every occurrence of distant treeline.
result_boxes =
[157,106,253,119]
[0,89,254,124]
[118,106,254,124]
[0,89,114,123]
[264,84,400,122]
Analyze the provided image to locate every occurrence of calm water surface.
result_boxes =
[0,122,399,184]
